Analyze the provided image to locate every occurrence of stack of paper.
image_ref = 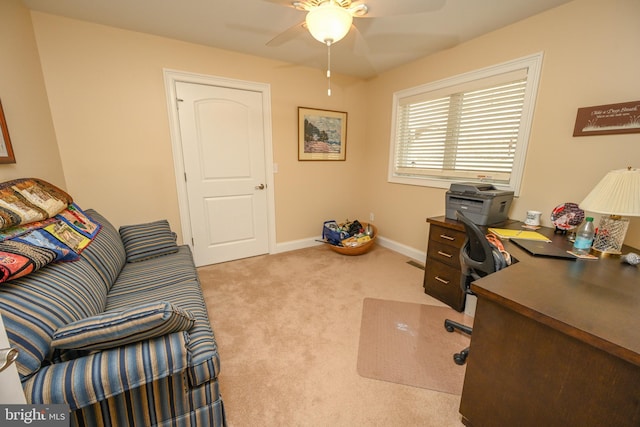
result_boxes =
[488,228,551,242]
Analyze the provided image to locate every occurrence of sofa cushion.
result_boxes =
[51,301,195,351]
[0,258,110,378]
[107,246,221,386]
[0,210,119,378]
[119,220,179,262]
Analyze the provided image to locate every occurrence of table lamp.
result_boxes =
[580,166,640,256]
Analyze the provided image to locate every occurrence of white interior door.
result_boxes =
[175,80,270,266]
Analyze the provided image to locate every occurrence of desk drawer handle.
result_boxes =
[439,234,456,241]
[437,251,453,258]
[435,276,450,285]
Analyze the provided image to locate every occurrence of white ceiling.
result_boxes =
[21,0,572,79]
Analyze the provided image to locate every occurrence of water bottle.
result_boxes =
[572,217,595,255]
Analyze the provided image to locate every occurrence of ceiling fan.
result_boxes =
[266,0,445,95]
[266,0,445,45]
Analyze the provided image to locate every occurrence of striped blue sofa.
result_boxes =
[0,210,226,426]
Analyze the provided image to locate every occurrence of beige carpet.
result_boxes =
[198,244,469,426]
[357,298,471,395]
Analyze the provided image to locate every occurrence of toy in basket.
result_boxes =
[322,220,377,255]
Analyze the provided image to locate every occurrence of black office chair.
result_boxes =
[444,210,508,365]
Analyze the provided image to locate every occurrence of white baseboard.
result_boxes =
[273,237,323,254]
[274,234,426,264]
[376,236,425,263]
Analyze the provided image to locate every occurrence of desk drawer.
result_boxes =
[423,260,465,311]
[427,240,461,268]
[429,224,466,249]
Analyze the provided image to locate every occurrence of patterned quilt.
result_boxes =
[0,178,101,283]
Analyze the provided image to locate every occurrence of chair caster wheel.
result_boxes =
[454,350,468,365]
[444,320,455,333]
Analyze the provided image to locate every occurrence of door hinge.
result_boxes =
[184,172,187,182]
[191,237,194,246]
[176,98,183,110]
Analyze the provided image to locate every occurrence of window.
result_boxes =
[388,53,543,196]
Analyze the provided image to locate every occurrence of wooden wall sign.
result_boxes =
[573,100,640,137]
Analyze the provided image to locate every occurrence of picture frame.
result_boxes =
[0,100,16,164]
[298,107,347,161]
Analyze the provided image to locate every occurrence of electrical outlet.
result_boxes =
[369,212,375,222]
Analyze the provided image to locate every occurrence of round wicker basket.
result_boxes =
[327,223,377,256]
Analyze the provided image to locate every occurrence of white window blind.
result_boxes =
[388,53,543,195]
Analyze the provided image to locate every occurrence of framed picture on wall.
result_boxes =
[0,100,16,164]
[298,107,347,161]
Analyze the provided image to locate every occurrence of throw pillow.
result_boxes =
[51,301,195,351]
[119,219,178,262]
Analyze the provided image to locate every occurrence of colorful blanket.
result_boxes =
[0,179,101,283]
[0,178,73,230]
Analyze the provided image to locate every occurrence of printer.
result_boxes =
[445,182,514,225]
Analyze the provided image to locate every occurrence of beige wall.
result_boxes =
[0,1,65,187]
[6,0,640,251]
[365,0,640,251]
[29,11,369,244]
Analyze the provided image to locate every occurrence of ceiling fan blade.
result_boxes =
[264,0,313,11]
[364,32,459,54]
[349,24,369,57]
[264,0,296,6]
[352,0,446,17]
[266,21,308,46]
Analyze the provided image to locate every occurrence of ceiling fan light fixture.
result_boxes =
[305,1,353,44]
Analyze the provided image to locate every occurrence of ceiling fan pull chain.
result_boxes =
[326,40,332,96]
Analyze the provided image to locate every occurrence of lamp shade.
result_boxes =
[580,167,640,216]
[305,1,353,44]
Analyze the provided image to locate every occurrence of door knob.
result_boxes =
[255,184,265,190]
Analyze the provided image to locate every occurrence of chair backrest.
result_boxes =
[456,210,507,293]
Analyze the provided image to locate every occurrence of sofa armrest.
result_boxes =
[23,332,189,411]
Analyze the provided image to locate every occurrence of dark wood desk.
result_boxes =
[453,219,640,427]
